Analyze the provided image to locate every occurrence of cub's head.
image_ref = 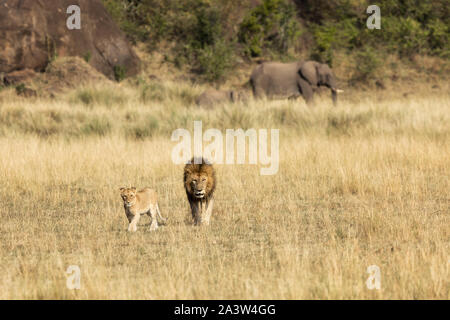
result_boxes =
[184,158,216,200]
[120,187,137,207]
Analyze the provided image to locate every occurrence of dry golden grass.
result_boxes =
[0,80,448,299]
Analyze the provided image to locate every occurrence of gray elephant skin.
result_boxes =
[196,89,248,108]
[250,61,341,105]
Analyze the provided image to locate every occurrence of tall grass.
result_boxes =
[0,81,448,141]
[0,80,448,299]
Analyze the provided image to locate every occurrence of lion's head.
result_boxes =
[184,158,216,200]
[120,187,137,207]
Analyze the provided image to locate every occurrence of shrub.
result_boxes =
[375,17,428,58]
[427,19,450,58]
[310,17,363,65]
[80,117,112,136]
[171,2,234,82]
[83,52,92,63]
[127,116,160,139]
[196,39,234,82]
[101,0,148,44]
[238,0,300,57]
[352,47,383,83]
[15,83,27,95]
[310,23,336,65]
[101,0,450,85]
[113,65,127,82]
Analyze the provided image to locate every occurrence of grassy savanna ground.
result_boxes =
[0,80,448,299]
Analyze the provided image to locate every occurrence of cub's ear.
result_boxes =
[119,187,125,192]
[131,187,137,191]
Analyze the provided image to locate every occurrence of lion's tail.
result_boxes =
[156,203,168,225]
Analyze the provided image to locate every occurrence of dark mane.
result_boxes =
[183,157,216,201]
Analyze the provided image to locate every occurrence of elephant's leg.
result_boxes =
[252,82,266,99]
[251,74,271,100]
[297,78,314,105]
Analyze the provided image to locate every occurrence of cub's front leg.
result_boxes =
[127,213,141,232]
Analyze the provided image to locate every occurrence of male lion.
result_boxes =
[120,187,167,232]
[183,158,216,226]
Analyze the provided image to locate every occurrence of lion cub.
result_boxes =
[120,187,167,232]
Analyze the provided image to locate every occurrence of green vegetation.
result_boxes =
[69,87,128,107]
[113,65,127,82]
[15,83,26,95]
[83,51,92,63]
[238,0,300,58]
[102,0,449,83]
[352,47,383,83]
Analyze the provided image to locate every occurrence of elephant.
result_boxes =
[250,60,343,105]
[196,89,249,108]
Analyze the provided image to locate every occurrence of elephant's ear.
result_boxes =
[299,61,319,87]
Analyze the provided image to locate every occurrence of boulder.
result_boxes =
[31,56,113,98]
[0,0,140,80]
[4,69,37,85]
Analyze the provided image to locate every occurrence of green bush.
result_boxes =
[310,16,368,66]
[102,0,148,44]
[238,0,300,57]
[113,65,127,82]
[196,39,234,82]
[15,83,27,95]
[427,19,450,58]
[101,0,450,85]
[175,2,233,82]
[310,23,336,65]
[83,52,92,63]
[380,17,429,57]
[352,47,382,82]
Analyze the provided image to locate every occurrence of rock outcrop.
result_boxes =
[0,0,140,80]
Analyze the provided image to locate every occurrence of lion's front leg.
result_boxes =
[194,199,212,226]
[148,205,159,231]
[203,198,214,226]
[192,201,201,226]
[128,213,140,232]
